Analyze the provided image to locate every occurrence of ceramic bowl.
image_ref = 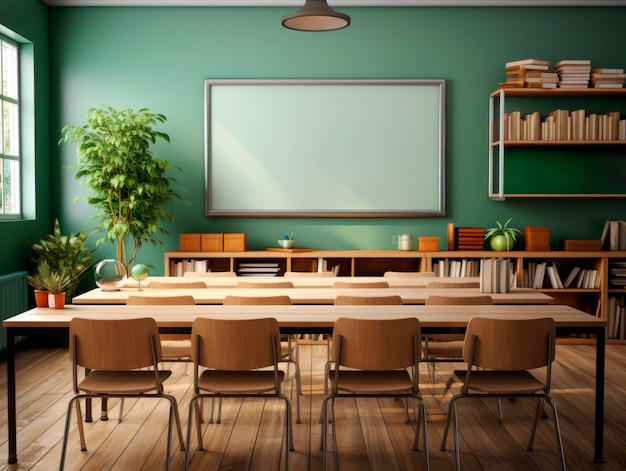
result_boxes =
[277,239,297,249]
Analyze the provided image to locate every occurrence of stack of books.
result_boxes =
[480,258,511,293]
[455,227,485,250]
[501,59,557,89]
[555,59,591,88]
[591,68,625,88]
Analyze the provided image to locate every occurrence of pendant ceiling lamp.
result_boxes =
[282,0,351,32]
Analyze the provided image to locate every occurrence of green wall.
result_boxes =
[17,4,626,279]
[0,0,52,276]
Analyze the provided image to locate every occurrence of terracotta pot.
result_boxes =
[48,292,66,309]
[34,289,49,308]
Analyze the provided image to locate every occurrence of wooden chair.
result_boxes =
[426,281,480,288]
[423,295,493,382]
[183,271,236,277]
[320,317,430,471]
[235,280,295,288]
[221,295,301,424]
[440,317,566,471]
[331,280,389,289]
[384,271,436,277]
[126,295,196,371]
[184,317,294,471]
[149,281,207,289]
[284,271,337,278]
[60,317,184,471]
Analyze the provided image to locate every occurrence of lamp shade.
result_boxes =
[282,0,351,32]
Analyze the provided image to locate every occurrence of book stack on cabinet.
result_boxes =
[501,58,557,89]
[555,59,591,88]
[601,220,626,250]
[591,68,625,89]
[447,223,485,250]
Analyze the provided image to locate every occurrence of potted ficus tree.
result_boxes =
[59,105,181,273]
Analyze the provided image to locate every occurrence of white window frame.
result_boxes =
[0,35,20,219]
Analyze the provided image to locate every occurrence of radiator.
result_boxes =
[0,271,29,352]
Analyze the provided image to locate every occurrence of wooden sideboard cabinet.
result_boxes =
[164,249,626,341]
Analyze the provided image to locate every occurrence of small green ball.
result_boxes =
[131,264,149,281]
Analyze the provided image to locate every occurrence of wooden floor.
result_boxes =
[0,340,624,471]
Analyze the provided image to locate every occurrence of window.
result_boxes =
[0,36,19,217]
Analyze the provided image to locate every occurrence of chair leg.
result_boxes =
[497,397,503,424]
[451,399,461,471]
[281,358,302,423]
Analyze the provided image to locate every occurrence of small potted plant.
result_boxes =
[484,218,522,251]
[26,260,53,307]
[41,268,72,309]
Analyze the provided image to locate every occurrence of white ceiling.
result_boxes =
[40,1,626,7]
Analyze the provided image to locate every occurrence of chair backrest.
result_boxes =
[235,280,295,289]
[463,317,556,370]
[425,295,493,306]
[70,317,162,370]
[427,281,480,289]
[183,271,236,277]
[149,281,207,289]
[383,271,436,278]
[126,295,196,305]
[191,317,282,370]
[223,295,292,305]
[334,295,403,305]
[284,271,337,278]
[332,281,389,289]
[331,317,421,371]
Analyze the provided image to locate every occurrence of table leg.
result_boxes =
[593,329,605,463]
[7,329,17,464]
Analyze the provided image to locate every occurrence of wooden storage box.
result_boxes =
[179,233,202,252]
[418,237,440,252]
[202,233,223,252]
[560,239,603,251]
[224,233,247,252]
[524,226,550,251]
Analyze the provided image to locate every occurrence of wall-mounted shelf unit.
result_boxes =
[489,88,626,200]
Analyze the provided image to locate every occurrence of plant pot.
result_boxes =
[48,292,66,309]
[34,289,49,308]
[489,234,514,251]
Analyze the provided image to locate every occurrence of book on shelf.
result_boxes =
[600,220,626,250]
[505,58,551,69]
[607,294,625,339]
[526,82,558,89]
[555,59,591,67]
[563,266,581,288]
[592,68,624,74]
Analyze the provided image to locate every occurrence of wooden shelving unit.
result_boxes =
[488,88,626,200]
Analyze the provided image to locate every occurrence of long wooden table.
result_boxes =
[72,286,554,305]
[3,303,606,464]
[124,275,478,289]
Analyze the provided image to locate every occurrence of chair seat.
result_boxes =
[78,370,172,394]
[331,370,414,394]
[453,370,546,394]
[425,340,464,359]
[161,339,192,360]
[198,370,286,394]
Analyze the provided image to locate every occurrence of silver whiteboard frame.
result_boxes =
[204,78,446,217]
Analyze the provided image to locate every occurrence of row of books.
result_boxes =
[517,262,599,289]
[434,258,480,278]
[600,220,626,250]
[170,259,210,276]
[502,109,626,141]
[501,58,624,89]
[607,295,625,339]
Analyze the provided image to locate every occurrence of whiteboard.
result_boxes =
[205,79,446,217]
